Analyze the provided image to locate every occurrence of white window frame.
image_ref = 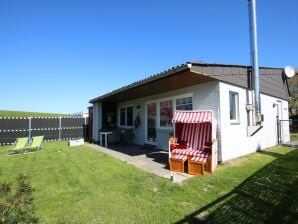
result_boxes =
[146,102,157,144]
[145,93,193,131]
[119,105,133,127]
[175,95,193,111]
[159,99,174,128]
[229,91,240,124]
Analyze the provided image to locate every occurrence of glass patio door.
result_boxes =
[147,103,157,143]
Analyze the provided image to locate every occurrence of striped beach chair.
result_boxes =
[169,111,213,174]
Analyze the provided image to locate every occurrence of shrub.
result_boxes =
[0,171,37,223]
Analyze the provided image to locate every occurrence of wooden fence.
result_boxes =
[0,117,87,145]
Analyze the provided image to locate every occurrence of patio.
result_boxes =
[86,143,193,183]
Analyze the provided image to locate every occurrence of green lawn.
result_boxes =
[0,110,66,117]
[0,142,297,223]
[291,133,298,141]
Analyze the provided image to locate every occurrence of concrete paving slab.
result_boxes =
[85,143,193,184]
[282,141,298,148]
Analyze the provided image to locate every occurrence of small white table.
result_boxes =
[99,131,113,148]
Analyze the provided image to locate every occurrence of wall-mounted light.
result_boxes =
[136,105,141,109]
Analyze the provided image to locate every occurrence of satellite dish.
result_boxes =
[284,66,295,78]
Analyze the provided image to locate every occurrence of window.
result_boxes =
[160,100,173,127]
[127,106,133,126]
[120,108,126,126]
[145,95,193,131]
[120,106,133,126]
[229,91,239,122]
[176,96,193,110]
[147,103,157,142]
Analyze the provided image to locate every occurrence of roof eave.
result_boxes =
[89,63,190,103]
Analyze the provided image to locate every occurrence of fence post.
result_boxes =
[28,117,32,140]
[84,117,87,139]
[59,117,62,140]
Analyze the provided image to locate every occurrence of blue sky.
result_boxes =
[0,0,297,114]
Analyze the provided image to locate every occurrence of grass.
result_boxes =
[0,142,297,223]
[0,110,67,117]
[291,133,298,141]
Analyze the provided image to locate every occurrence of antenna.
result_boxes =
[284,66,295,78]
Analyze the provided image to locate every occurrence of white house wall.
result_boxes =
[118,99,146,146]
[92,102,102,142]
[93,79,289,162]
[218,82,290,162]
[193,81,220,118]
[117,81,220,150]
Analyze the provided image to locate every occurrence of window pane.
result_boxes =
[176,97,192,110]
[186,97,192,103]
[160,100,173,127]
[147,103,156,142]
[229,92,238,120]
[176,98,181,105]
[127,106,133,126]
[120,108,125,126]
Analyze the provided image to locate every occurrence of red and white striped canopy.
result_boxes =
[172,111,212,123]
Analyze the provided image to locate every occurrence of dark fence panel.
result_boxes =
[0,117,86,145]
[61,118,85,140]
[31,129,60,141]
[0,117,28,130]
[31,117,59,129]
[0,130,28,145]
[290,119,298,133]
[61,117,84,127]
[61,128,84,139]
[0,118,29,144]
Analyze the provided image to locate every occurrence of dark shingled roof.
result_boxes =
[190,63,289,101]
[89,62,289,103]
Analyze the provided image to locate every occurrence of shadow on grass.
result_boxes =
[174,149,298,224]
